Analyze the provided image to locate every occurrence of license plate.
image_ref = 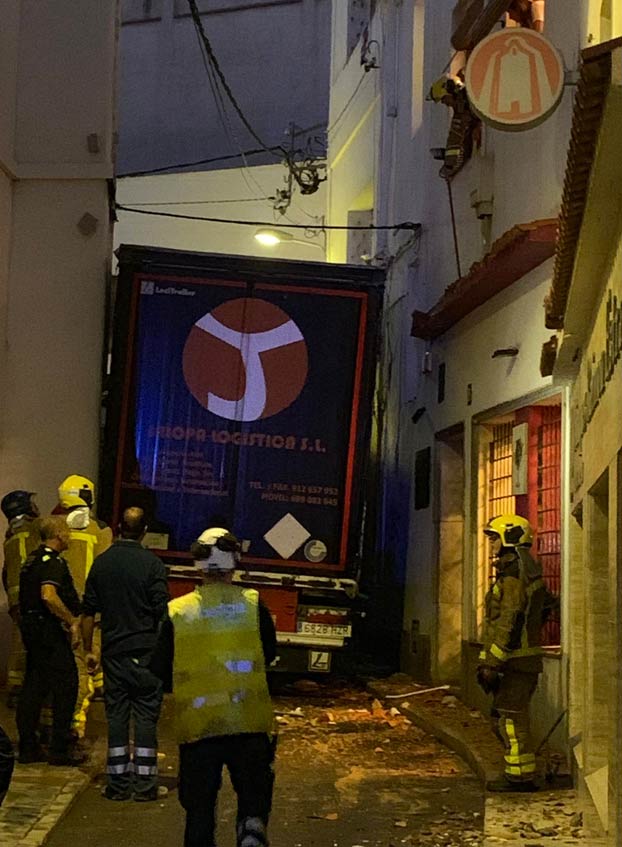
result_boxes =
[297,622,351,637]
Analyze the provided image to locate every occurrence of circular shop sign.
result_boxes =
[465,28,564,132]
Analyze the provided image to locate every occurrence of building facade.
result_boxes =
[0,0,118,675]
[325,0,622,803]
[546,35,622,844]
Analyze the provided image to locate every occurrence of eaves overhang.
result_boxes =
[544,38,622,332]
[411,219,557,341]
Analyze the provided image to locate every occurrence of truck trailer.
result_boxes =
[102,245,384,672]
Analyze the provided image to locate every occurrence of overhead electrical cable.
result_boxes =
[124,197,273,207]
[186,0,284,159]
[326,75,367,135]
[190,13,269,202]
[116,204,420,232]
[186,0,326,198]
[117,147,282,179]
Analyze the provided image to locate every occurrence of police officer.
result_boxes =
[56,475,112,739]
[1,490,40,703]
[478,514,554,792]
[82,507,169,801]
[16,516,84,765]
[158,527,276,847]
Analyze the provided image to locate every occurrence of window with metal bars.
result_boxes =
[483,407,562,648]
[488,422,515,520]
[537,405,561,646]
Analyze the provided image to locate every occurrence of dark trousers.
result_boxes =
[17,618,78,756]
[179,733,275,847]
[103,653,163,797]
[0,724,15,806]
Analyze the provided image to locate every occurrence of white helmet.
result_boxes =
[190,527,240,571]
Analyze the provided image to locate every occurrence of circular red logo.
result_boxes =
[182,298,308,421]
[465,28,564,131]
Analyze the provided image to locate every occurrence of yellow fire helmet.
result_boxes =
[484,515,533,548]
[58,475,95,509]
[427,74,465,103]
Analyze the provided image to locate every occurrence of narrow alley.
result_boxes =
[44,681,484,847]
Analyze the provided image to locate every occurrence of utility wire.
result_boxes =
[117,123,327,178]
[327,75,367,135]
[116,204,419,232]
[187,0,284,159]
[117,147,282,179]
[124,197,273,206]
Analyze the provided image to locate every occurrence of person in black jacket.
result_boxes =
[16,516,83,765]
[82,507,169,801]
[0,724,14,805]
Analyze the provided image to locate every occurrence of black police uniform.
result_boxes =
[0,724,14,805]
[17,545,80,760]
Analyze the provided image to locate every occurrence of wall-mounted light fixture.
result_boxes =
[411,406,427,425]
[254,228,325,253]
[491,347,519,358]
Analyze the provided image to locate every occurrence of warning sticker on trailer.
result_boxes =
[308,650,331,672]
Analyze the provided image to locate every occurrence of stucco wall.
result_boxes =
[0,1,117,679]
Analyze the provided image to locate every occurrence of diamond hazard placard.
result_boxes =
[264,513,311,559]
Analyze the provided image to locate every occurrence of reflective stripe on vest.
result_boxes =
[65,529,99,595]
[5,529,38,608]
[169,583,273,744]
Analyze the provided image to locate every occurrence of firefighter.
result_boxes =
[1,490,41,704]
[478,514,553,792]
[427,74,480,180]
[56,475,112,740]
[155,527,276,847]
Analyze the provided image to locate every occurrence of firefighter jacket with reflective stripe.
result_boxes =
[168,582,273,744]
[64,519,112,597]
[481,548,547,673]
[3,519,40,610]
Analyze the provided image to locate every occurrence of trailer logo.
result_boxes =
[182,298,308,421]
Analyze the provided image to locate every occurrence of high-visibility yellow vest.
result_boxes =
[64,519,112,597]
[169,583,273,744]
[4,520,40,610]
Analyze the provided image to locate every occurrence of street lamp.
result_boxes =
[253,228,325,252]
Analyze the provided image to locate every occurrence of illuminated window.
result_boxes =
[475,400,562,647]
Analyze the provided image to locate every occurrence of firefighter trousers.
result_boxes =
[492,669,539,783]
[179,733,275,847]
[17,617,78,757]
[102,653,163,798]
[7,619,26,694]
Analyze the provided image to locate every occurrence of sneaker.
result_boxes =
[48,749,89,767]
[101,786,131,801]
[18,747,47,764]
[133,785,168,802]
[486,777,538,793]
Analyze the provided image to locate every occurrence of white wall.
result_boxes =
[325,0,591,675]
[118,0,331,174]
[0,2,117,677]
[115,164,327,262]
